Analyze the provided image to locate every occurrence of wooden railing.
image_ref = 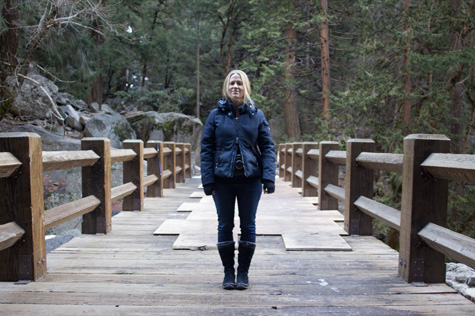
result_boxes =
[0,132,192,282]
[279,134,475,284]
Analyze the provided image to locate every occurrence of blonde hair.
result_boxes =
[222,70,253,105]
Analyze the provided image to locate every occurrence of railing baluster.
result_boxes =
[399,134,450,283]
[123,140,144,211]
[0,133,46,281]
[81,137,112,234]
[146,141,164,197]
[302,142,319,197]
[319,141,340,210]
[344,139,375,235]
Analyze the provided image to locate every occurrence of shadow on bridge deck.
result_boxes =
[0,177,473,315]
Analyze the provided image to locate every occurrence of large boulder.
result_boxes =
[83,111,136,149]
[59,105,84,131]
[56,92,88,111]
[126,112,203,152]
[8,74,59,120]
[11,124,80,151]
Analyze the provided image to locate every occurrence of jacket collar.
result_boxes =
[217,97,256,116]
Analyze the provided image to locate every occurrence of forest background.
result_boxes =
[1,0,474,243]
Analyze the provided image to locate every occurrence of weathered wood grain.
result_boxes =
[421,153,475,182]
[356,152,403,173]
[0,222,24,251]
[111,182,137,202]
[110,149,136,164]
[42,150,99,171]
[418,223,475,268]
[0,152,21,178]
[44,196,100,230]
[355,196,401,231]
[319,141,340,210]
[325,150,346,165]
[0,133,46,281]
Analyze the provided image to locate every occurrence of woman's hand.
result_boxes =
[203,183,215,196]
[263,180,275,194]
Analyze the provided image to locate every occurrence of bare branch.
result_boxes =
[17,73,64,123]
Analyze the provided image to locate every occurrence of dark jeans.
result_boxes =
[212,180,262,243]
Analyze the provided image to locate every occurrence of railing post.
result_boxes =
[163,142,176,189]
[0,133,46,281]
[291,143,303,188]
[278,144,285,178]
[284,143,292,182]
[399,134,450,283]
[302,142,319,196]
[319,141,339,210]
[81,138,112,234]
[344,139,375,235]
[185,143,192,179]
[176,143,185,183]
[146,141,164,197]
[123,140,144,211]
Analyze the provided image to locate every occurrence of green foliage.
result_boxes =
[448,183,475,239]
[2,0,475,240]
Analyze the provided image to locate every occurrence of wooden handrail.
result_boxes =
[325,150,346,165]
[307,149,319,160]
[324,184,345,201]
[111,182,137,202]
[143,174,158,188]
[162,169,172,180]
[280,135,475,283]
[0,132,192,282]
[0,152,22,178]
[421,153,475,182]
[295,170,303,179]
[44,196,101,231]
[418,223,475,268]
[356,152,403,173]
[110,149,136,164]
[0,222,25,252]
[306,176,319,189]
[354,196,401,231]
[43,150,99,171]
[163,147,172,155]
[143,147,157,159]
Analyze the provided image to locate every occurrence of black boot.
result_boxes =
[217,241,235,290]
[236,240,256,290]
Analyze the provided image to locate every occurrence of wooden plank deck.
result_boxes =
[0,177,474,315]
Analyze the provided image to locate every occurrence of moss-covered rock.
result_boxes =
[126,112,203,155]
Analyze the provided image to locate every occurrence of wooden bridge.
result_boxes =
[0,132,474,315]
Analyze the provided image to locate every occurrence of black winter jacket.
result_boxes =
[200,98,275,186]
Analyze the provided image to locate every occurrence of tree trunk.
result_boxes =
[284,27,301,139]
[219,0,241,75]
[0,0,18,81]
[196,19,201,118]
[141,63,148,88]
[0,0,19,119]
[320,0,331,118]
[403,0,411,126]
[86,0,107,107]
[446,0,472,151]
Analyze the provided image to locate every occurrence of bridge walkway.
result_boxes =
[0,177,473,315]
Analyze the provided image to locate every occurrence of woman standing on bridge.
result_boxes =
[200,70,276,290]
